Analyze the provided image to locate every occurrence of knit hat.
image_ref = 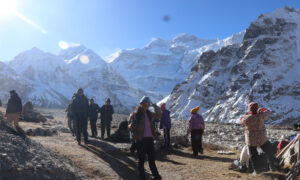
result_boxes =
[190,106,200,114]
[160,103,166,110]
[106,98,111,103]
[77,88,83,93]
[9,90,16,94]
[248,102,259,115]
[140,96,151,104]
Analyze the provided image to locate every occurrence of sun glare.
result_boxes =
[59,41,69,50]
[0,0,16,17]
[80,55,90,64]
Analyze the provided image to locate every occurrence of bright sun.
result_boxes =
[0,0,16,17]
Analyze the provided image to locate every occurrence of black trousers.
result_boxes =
[75,114,88,143]
[101,119,111,138]
[248,141,275,171]
[90,117,97,137]
[136,137,160,180]
[163,128,171,149]
[68,117,76,136]
[191,129,203,155]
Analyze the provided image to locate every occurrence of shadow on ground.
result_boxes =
[81,139,152,180]
[170,149,234,163]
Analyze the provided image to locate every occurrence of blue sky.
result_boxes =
[0,0,300,61]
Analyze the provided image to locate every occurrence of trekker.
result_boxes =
[160,103,171,150]
[71,88,89,145]
[186,106,205,156]
[100,98,114,139]
[240,102,277,174]
[66,102,76,136]
[5,90,22,129]
[152,103,162,133]
[128,96,161,180]
[89,98,100,137]
[128,112,137,153]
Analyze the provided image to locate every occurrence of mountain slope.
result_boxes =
[163,7,300,125]
[108,33,244,96]
[6,46,156,113]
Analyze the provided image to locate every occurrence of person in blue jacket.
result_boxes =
[160,103,171,150]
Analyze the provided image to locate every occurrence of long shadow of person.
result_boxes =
[171,149,234,163]
[155,149,186,165]
[82,139,151,180]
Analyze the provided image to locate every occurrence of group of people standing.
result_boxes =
[66,88,114,145]
[0,88,278,178]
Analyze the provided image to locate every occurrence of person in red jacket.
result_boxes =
[240,102,277,174]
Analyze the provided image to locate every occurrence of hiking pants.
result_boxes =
[163,128,171,149]
[101,119,111,138]
[191,129,203,155]
[90,117,97,137]
[68,117,76,136]
[136,137,160,180]
[75,113,88,143]
[248,141,276,171]
[7,113,20,128]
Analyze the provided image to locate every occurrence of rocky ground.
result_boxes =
[0,108,87,180]
[0,106,298,180]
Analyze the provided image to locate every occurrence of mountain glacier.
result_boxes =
[108,33,244,96]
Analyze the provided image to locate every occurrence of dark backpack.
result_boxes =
[118,121,128,131]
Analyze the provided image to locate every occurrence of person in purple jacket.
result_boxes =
[186,106,205,156]
[160,103,171,150]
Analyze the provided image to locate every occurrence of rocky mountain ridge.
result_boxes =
[163,7,300,125]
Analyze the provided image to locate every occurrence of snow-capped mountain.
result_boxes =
[108,33,244,96]
[5,46,156,113]
[0,61,33,101]
[163,7,300,125]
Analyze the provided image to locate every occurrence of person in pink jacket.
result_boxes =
[186,106,205,156]
[240,102,277,174]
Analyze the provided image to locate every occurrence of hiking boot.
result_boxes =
[84,140,89,144]
[252,169,262,175]
[269,164,278,172]
[130,147,135,154]
[153,174,161,180]
[78,141,81,145]
[199,149,204,154]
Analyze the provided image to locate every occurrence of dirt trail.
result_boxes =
[32,131,286,180]
[0,107,287,180]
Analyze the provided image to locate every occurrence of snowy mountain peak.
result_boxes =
[58,44,87,59]
[144,38,170,49]
[164,7,300,125]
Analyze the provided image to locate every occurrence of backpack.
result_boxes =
[128,112,136,132]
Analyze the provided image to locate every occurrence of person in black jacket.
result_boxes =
[89,98,100,137]
[100,98,114,139]
[71,88,89,145]
[5,90,22,129]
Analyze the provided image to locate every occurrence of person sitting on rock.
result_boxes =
[240,102,277,174]
[100,98,114,139]
[186,106,205,156]
[5,90,22,129]
[89,98,100,137]
[22,101,34,116]
[160,103,171,150]
[71,88,89,145]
